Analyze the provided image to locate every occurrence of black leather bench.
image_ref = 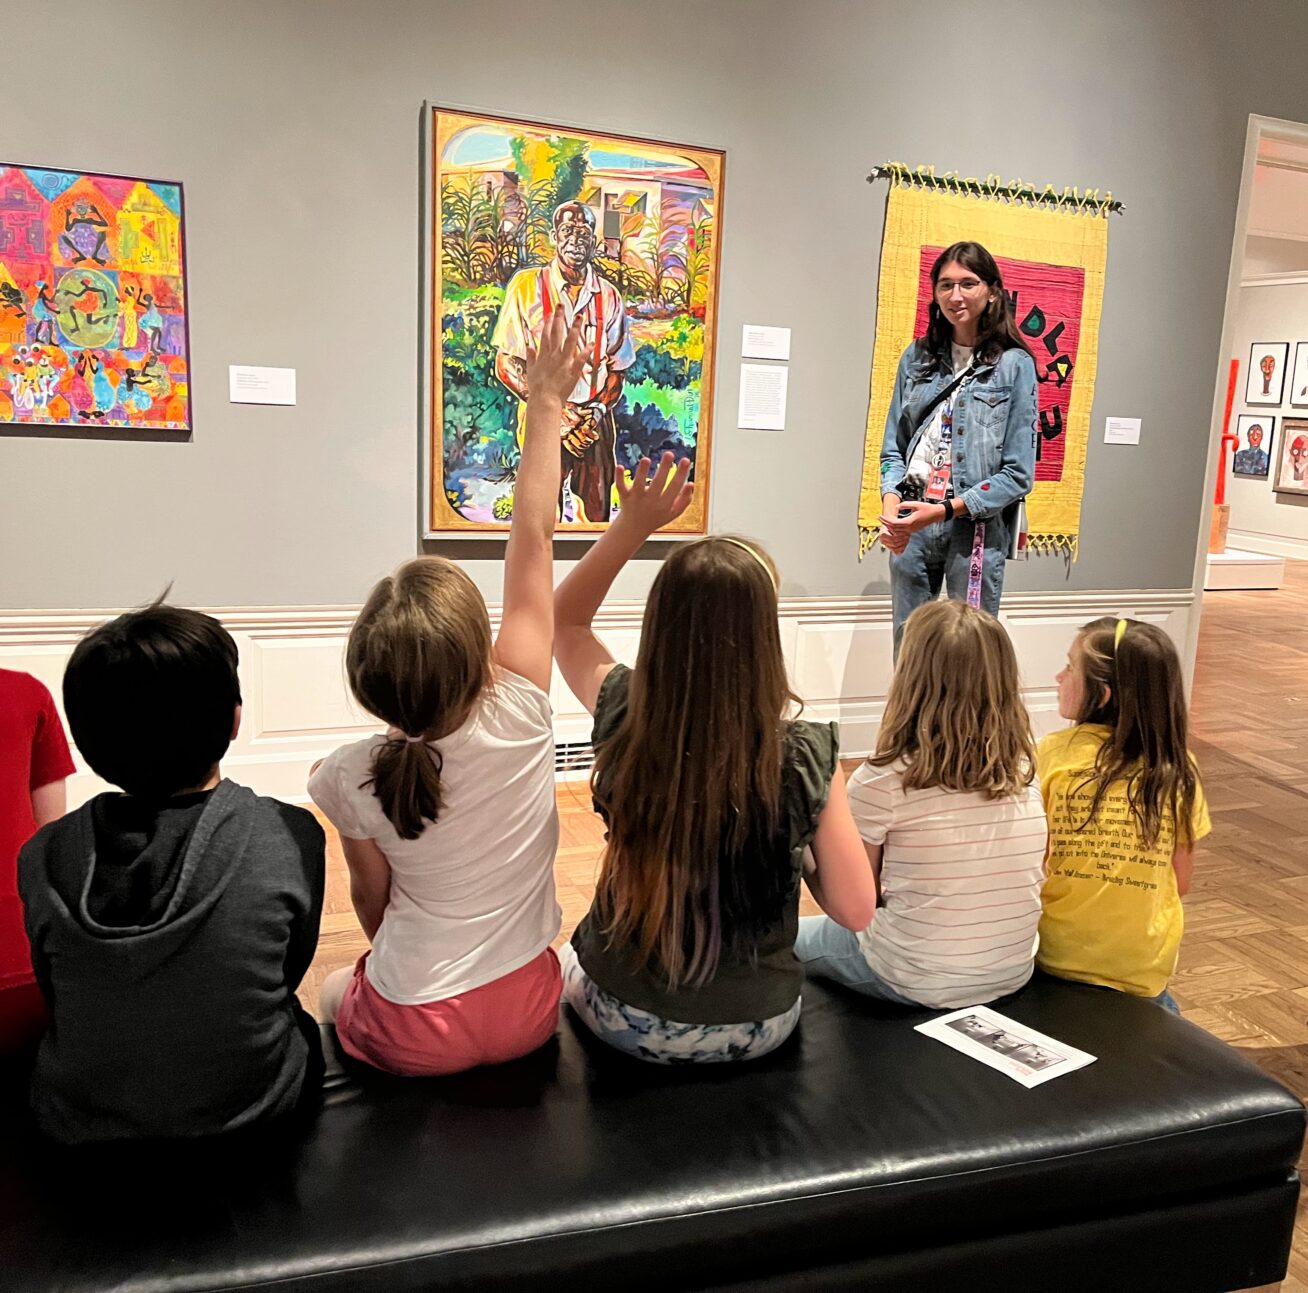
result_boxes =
[2,975,1303,1292]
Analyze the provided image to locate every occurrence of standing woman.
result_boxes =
[878,242,1037,650]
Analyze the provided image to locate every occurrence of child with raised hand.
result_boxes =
[552,456,878,1064]
[1037,617,1209,1013]
[796,600,1047,1008]
[309,308,588,1076]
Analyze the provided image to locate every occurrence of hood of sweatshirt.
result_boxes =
[42,778,254,957]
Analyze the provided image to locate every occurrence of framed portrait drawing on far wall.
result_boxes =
[1290,342,1308,409]
[423,104,723,536]
[1274,417,1308,495]
[1246,341,1289,406]
[1233,414,1274,479]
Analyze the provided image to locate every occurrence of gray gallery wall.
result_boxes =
[4,0,1308,610]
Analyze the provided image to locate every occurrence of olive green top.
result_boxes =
[571,666,838,1025]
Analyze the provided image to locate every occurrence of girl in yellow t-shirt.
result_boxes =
[1037,617,1209,1012]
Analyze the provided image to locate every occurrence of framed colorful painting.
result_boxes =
[1245,341,1288,407]
[423,106,723,536]
[1232,414,1274,479]
[1274,418,1308,495]
[0,163,190,432]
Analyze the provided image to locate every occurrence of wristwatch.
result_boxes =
[940,498,954,522]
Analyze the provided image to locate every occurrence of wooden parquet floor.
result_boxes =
[1184,561,1308,1293]
[301,566,1308,1292]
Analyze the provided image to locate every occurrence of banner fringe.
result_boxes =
[1027,533,1079,561]
[857,528,1080,563]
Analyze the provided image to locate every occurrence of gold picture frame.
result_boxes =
[424,106,723,536]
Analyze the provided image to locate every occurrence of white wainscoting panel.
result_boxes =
[0,590,1195,809]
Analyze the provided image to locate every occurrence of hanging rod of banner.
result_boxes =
[866,163,1124,216]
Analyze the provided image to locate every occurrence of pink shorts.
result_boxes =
[335,947,561,1077]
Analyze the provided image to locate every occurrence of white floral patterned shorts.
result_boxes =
[558,942,801,1065]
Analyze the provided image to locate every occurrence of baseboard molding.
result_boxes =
[1227,529,1308,562]
[0,589,1195,809]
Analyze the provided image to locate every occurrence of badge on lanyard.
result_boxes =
[924,399,955,502]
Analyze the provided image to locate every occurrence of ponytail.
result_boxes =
[345,557,493,841]
[364,737,447,841]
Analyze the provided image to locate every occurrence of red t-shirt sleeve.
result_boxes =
[30,684,76,790]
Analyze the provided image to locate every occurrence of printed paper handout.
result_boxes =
[914,1005,1097,1088]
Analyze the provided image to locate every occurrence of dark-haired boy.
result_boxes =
[19,604,325,1143]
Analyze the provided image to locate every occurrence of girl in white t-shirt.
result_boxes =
[795,599,1047,1009]
[310,310,587,1076]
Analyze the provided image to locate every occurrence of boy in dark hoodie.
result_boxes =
[18,602,326,1143]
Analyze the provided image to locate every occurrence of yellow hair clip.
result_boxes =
[1114,618,1128,652]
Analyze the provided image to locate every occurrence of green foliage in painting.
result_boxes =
[442,287,517,469]
[436,113,718,526]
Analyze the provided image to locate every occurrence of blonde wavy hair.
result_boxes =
[872,600,1035,797]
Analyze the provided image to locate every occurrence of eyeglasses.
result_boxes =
[935,278,986,296]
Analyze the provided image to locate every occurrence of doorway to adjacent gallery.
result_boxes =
[1184,112,1308,1293]
[1197,114,1308,611]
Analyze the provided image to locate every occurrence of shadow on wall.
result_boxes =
[0,425,191,445]
[417,536,683,566]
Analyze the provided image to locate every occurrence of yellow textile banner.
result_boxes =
[858,181,1109,559]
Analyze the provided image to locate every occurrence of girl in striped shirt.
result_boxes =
[796,600,1047,1009]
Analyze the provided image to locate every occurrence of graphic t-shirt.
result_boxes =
[905,342,974,494]
[1036,724,1210,997]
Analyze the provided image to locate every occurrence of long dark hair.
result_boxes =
[918,241,1034,371]
[590,535,801,990]
[1068,617,1200,849]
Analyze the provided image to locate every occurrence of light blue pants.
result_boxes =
[889,516,1007,653]
[799,918,1181,1016]
[793,916,921,1005]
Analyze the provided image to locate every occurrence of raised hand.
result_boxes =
[524,309,586,408]
[615,451,694,538]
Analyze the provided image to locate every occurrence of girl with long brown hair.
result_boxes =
[1037,618,1209,1012]
[795,600,1047,1008]
[878,241,1038,652]
[552,455,878,1063]
[308,310,588,1076]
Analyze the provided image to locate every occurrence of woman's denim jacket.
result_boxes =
[879,342,1038,522]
